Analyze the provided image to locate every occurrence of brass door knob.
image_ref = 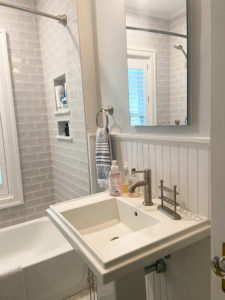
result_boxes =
[211,256,225,278]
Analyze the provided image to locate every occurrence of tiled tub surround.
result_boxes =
[0,0,54,228]
[0,0,90,228]
[126,11,187,125]
[35,0,90,202]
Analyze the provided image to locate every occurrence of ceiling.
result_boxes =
[125,0,186,19]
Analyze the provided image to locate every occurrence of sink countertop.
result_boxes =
[47,192,211,283]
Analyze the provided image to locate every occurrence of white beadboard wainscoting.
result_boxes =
[88,133,210,218]
[88,133,211,300]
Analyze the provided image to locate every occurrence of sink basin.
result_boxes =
[47,192,210,284]
[62,197,159,252]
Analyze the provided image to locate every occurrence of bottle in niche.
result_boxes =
[128,168,140,197]
[109,160,122,196]
[55,85,64,110]
[64,123,69,136]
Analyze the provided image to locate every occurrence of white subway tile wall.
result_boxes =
[35,0,90,202]
[0,0,90,228]
[0,0,54,229]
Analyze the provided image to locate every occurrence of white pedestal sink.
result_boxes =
[47,192,210,300]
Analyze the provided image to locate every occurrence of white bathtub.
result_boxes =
[0,217,88,300]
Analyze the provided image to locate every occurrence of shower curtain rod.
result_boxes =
[126,26,187,38]
[0,0,67,25]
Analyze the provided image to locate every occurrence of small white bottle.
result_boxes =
[109,160,122,196]
[55,85,64,110]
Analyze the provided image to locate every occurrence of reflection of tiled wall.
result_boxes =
[0,0,54,229]
[126,11,187,126]
[35,0,90,202]
[169,13,187,125]
[126,12,171,125]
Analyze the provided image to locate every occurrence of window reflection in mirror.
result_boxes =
[125,0,188,126]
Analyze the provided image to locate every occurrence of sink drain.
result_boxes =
[110,236,119,241]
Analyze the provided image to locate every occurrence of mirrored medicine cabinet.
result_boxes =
[125,0,188,127]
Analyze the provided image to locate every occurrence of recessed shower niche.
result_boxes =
[54,74,70,115]
[56,121,72,141]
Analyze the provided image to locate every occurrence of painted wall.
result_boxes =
[93,0,211,137]
[210,0,225,299]
[77,0,101,134]
[0,0,54,229]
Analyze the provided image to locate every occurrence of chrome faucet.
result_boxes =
[129,169,153,206]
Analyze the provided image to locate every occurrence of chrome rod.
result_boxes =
[126,26,187,38]
[0,0,67,25]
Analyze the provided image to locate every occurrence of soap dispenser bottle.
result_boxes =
[109,160,122,196]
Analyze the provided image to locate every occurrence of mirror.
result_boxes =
[125,0,188,126]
